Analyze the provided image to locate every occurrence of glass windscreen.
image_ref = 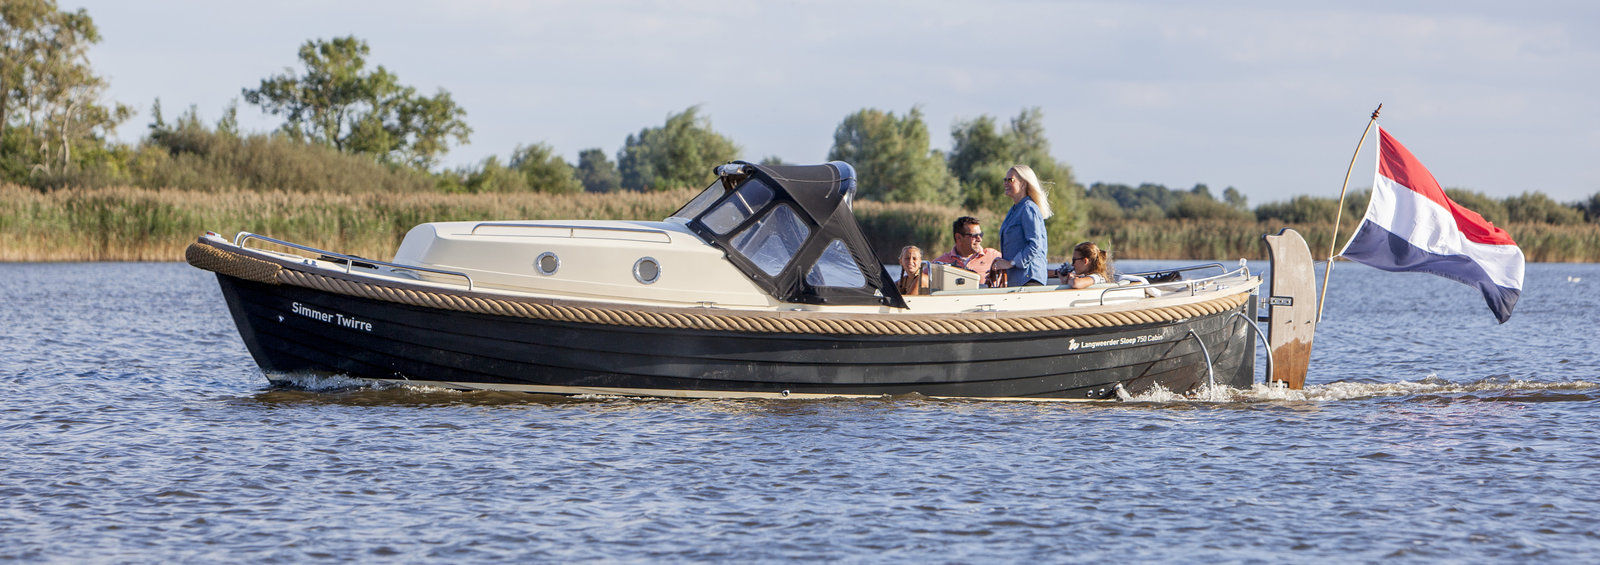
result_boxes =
[668,182,728,222]
[701,179,775,235]
[730,204,809,276]
[805,239,867,288]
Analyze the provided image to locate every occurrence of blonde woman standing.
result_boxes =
[990,165,1051,286]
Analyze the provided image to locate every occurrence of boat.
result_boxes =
[188,161,1315,400]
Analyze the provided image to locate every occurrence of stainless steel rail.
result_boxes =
[1122,262,1227,280]
[468,222,672,240]
[233,232,475,290]
[1094,263,1252,305]
[1229,311,1275,386]
[1183,329,1217,391]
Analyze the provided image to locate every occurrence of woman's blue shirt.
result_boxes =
[999,198,1047,286]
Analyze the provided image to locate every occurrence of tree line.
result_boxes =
[6,1,1600,241]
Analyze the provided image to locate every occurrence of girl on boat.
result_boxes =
[1060,241,1112,289]
[897,245,928,296]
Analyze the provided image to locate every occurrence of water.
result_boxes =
[2,261,1598,562]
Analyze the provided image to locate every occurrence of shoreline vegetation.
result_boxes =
[6,183,1598,263]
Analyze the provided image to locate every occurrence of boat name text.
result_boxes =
[291,302,373,332]
[1068,333,1162,351]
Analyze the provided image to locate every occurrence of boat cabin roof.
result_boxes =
[669,161,907,309]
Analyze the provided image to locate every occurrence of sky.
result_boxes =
[68,0,1600,206]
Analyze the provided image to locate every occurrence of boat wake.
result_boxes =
[263,371,460,394]
[1182,376,1599,404]
[1068,375,1598,404]
[258,371,1597,405]
[264,371,375,391]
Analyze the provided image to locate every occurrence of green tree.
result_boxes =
[576,147,621,193]
[1253,191,1370,224]
[1503,191,1584,225]
[1087,182,1184,213]
[509,143,581,194]
[1223,186,1248,210]
[452,155,526,193]
[1085,197,1126,223]
[827,106,957,204]
[1582,191,1600,224]
[617,106,739,190]
[241,36,471,169]
[1,0,131,181]
[110,100,435,193]
[1255,195,1340,223]
[1172,192,1252,221]
[1165,183,1251,221]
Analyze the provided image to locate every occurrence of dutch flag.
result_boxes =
[1338,127,1525,323]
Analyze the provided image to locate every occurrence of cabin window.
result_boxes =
[731,204,809,276]
[805,239,866,288]
[702,179,774,235]
[670,182,727,223]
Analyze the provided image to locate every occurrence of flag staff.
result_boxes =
[1316,103,1381,323]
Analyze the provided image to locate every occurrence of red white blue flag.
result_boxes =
[1338,127,1525,323]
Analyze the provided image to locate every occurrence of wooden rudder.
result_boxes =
[1263,229,1316,389]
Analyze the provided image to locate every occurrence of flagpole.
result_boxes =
[1315,103,1382,324]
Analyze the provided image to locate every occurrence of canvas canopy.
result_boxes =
[672,161,907,309]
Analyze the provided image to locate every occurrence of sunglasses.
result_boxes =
[959,231,983,238]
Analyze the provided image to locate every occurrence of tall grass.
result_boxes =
[1088,220,1600,262]
[5,183,1598,262]
[0,184,694,261]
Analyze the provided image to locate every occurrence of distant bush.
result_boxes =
[1255,191,1370,224]
[1580,192,1600,223]
[1170,193,1252,222]
[1256,195,1340,224]
[1504,192,1585,225]
[1085,198,1124,223]
[33,111,435,193]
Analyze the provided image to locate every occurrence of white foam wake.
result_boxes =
[1117,376,1599,403]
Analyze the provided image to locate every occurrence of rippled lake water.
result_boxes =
[3,260,1598,562]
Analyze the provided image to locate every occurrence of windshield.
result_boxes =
[805,239,866,288]
[730,204,809,276]
[668,182,728,223]
[701,179,775,235]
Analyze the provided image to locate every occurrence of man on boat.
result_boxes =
[933,216,1005,287]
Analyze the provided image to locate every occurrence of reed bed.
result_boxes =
[0,184,695,261]
[4,184,1597,262]
[1088,220,1600,262]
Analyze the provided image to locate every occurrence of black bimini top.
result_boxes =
[670,161,907,309]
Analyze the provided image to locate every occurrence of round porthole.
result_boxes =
[535,252,560,276]
[633,257,661,284]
